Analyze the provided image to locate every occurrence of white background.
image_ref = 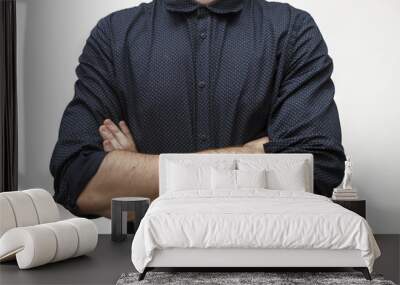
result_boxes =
[16,0,400,234]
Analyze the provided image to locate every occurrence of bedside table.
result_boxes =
[332,199,366,218]
[111,197,150,242]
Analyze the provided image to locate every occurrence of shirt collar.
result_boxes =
[164,0,244,14]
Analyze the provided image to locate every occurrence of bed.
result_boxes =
[131,154,380,281]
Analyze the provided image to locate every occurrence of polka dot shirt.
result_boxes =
[50,0,345,215]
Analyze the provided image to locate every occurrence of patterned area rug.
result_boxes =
[117,272,396,285]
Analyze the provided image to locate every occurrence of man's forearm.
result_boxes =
[200,137,269,154]
[200,146,259,154]
[77,150,159,217]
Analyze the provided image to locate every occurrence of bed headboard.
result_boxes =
[159,153,314,195]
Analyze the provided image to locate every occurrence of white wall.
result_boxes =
[16,0,400,234]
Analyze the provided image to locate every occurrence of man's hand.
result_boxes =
[99,119,137,152]
[243,136,269,153]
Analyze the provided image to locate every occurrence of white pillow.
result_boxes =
[211,169,268,190]
[167,162,211,191]
[211,168,236,190]
[236,169,267,189]
[237,160,308,191]
[266,164,307,191]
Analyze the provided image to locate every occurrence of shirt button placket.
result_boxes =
[195,7,210,150]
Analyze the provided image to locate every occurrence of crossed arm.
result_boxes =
[76,119,269,217]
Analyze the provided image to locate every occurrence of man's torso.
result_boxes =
[99,0,300,153]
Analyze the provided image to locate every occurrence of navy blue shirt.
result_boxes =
[50,0,345,215]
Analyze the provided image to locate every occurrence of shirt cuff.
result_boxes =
[57,150,106,217]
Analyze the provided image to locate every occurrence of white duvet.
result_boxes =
[131,190,380,273]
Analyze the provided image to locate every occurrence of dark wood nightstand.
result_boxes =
[332,199,366,218]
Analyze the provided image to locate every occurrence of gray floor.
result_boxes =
[0,236,134,285]
[374,235,400,284]
[0,235,398,285]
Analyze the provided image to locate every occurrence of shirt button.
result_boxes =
[199,134,208,142]
[200,32,207,39]
[198,81,206,89]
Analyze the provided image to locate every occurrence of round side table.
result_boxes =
[111,197,150,242]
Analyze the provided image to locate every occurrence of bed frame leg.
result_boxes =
[354,267,371,280]
[138,268,148,281]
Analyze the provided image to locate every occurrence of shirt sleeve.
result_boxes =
[49,16,122,215]
[264,11,346,197]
